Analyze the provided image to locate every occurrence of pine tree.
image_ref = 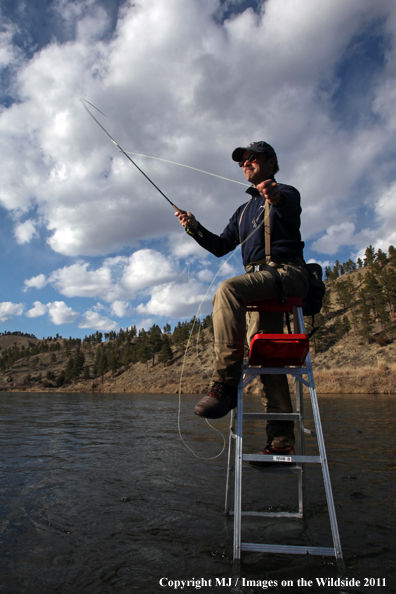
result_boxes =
[309,313,326,353]
[359,299,374,343]
[332,260,341,278]
[334,277,358,327]
[375,249,388,268]
[380,267,396,323]
[320,290,332,321]
[56,369,65,387]
[158,336,173,365]
[364,245,375,266]
[94,347,108,383]
[149,330,163,365]
[388,245,396,267]
[362,270,384,319]
[108,348,119,374]
[137,336,150,368]
[65,356,74,381]
[73,347,85,377]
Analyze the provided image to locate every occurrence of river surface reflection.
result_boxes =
[0,392,395,594]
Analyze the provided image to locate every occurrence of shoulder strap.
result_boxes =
[264,199,271,264]
[238,200,251,244]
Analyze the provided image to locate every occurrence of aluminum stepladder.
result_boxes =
[225,296,343,561]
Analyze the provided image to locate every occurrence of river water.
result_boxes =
[0,392,395,594]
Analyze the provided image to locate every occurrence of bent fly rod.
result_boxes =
[81,99,183,212]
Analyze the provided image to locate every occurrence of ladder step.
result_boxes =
[243,366,308,377]
[242,412,300,421]
[243,454,321,464]
[241,543,336,556]
[230,511,303,518]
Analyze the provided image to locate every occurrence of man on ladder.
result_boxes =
[175,141,309,458]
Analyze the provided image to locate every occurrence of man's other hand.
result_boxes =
[256,179,281,205]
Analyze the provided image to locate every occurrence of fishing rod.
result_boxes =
[81,99,204,238]
[81,99,184,211]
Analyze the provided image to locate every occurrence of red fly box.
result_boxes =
[249,334,309,366]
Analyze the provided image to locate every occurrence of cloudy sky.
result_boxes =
[0,0,395,338]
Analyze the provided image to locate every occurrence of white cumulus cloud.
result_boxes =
[110,300,131,318]
[78,310,119,331]
[0,302,24,323]
[47,301,80,325]
[137,280,214,318]
[26,301,48,318]
[14,219,39,244]
[311,222,356,255]
[23,274,47,291]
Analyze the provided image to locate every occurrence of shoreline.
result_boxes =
[1,365,395,395]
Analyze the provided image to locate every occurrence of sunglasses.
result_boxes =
[239,154,258,167]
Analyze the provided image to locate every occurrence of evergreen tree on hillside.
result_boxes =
[375,249,388,268]
[334,277,358,328]
[343,258,357,273]
[364,245,375,266]
[148,328,163,365]
[94,347,108,383]
[320,290,332,320]
[73,347,85,377]
[202,314,214,334]
[308,313,326,353]
[137,335,150,368]
[380,266,396,323]
[388,245,396,267]
[324,266,332,281]
[173,321,190,348]
[358,297,374,342]
[361,270,384,319]
[158,336,173,365]
[108,347,120,374]
[333,260,341,278]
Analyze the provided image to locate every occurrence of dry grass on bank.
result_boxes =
[309,365,396,395]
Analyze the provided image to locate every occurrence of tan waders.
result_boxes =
[211,262,309,447]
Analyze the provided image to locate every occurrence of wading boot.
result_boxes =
[195,381,238,419]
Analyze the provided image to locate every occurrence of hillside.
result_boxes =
[0,322,395,396]
[1,247,395,396]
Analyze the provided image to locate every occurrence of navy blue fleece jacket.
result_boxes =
[193,183,305,267]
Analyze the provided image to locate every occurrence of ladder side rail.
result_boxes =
[292,304,301,333]
[297,308,343,560]
[233,378,244,560]
[225,409,236,514]
[295,375,305,514]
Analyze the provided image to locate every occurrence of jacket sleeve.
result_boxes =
[273,185,301,216]
[188,210,241,258]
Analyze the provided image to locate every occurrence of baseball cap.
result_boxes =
[232,141,277,163]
